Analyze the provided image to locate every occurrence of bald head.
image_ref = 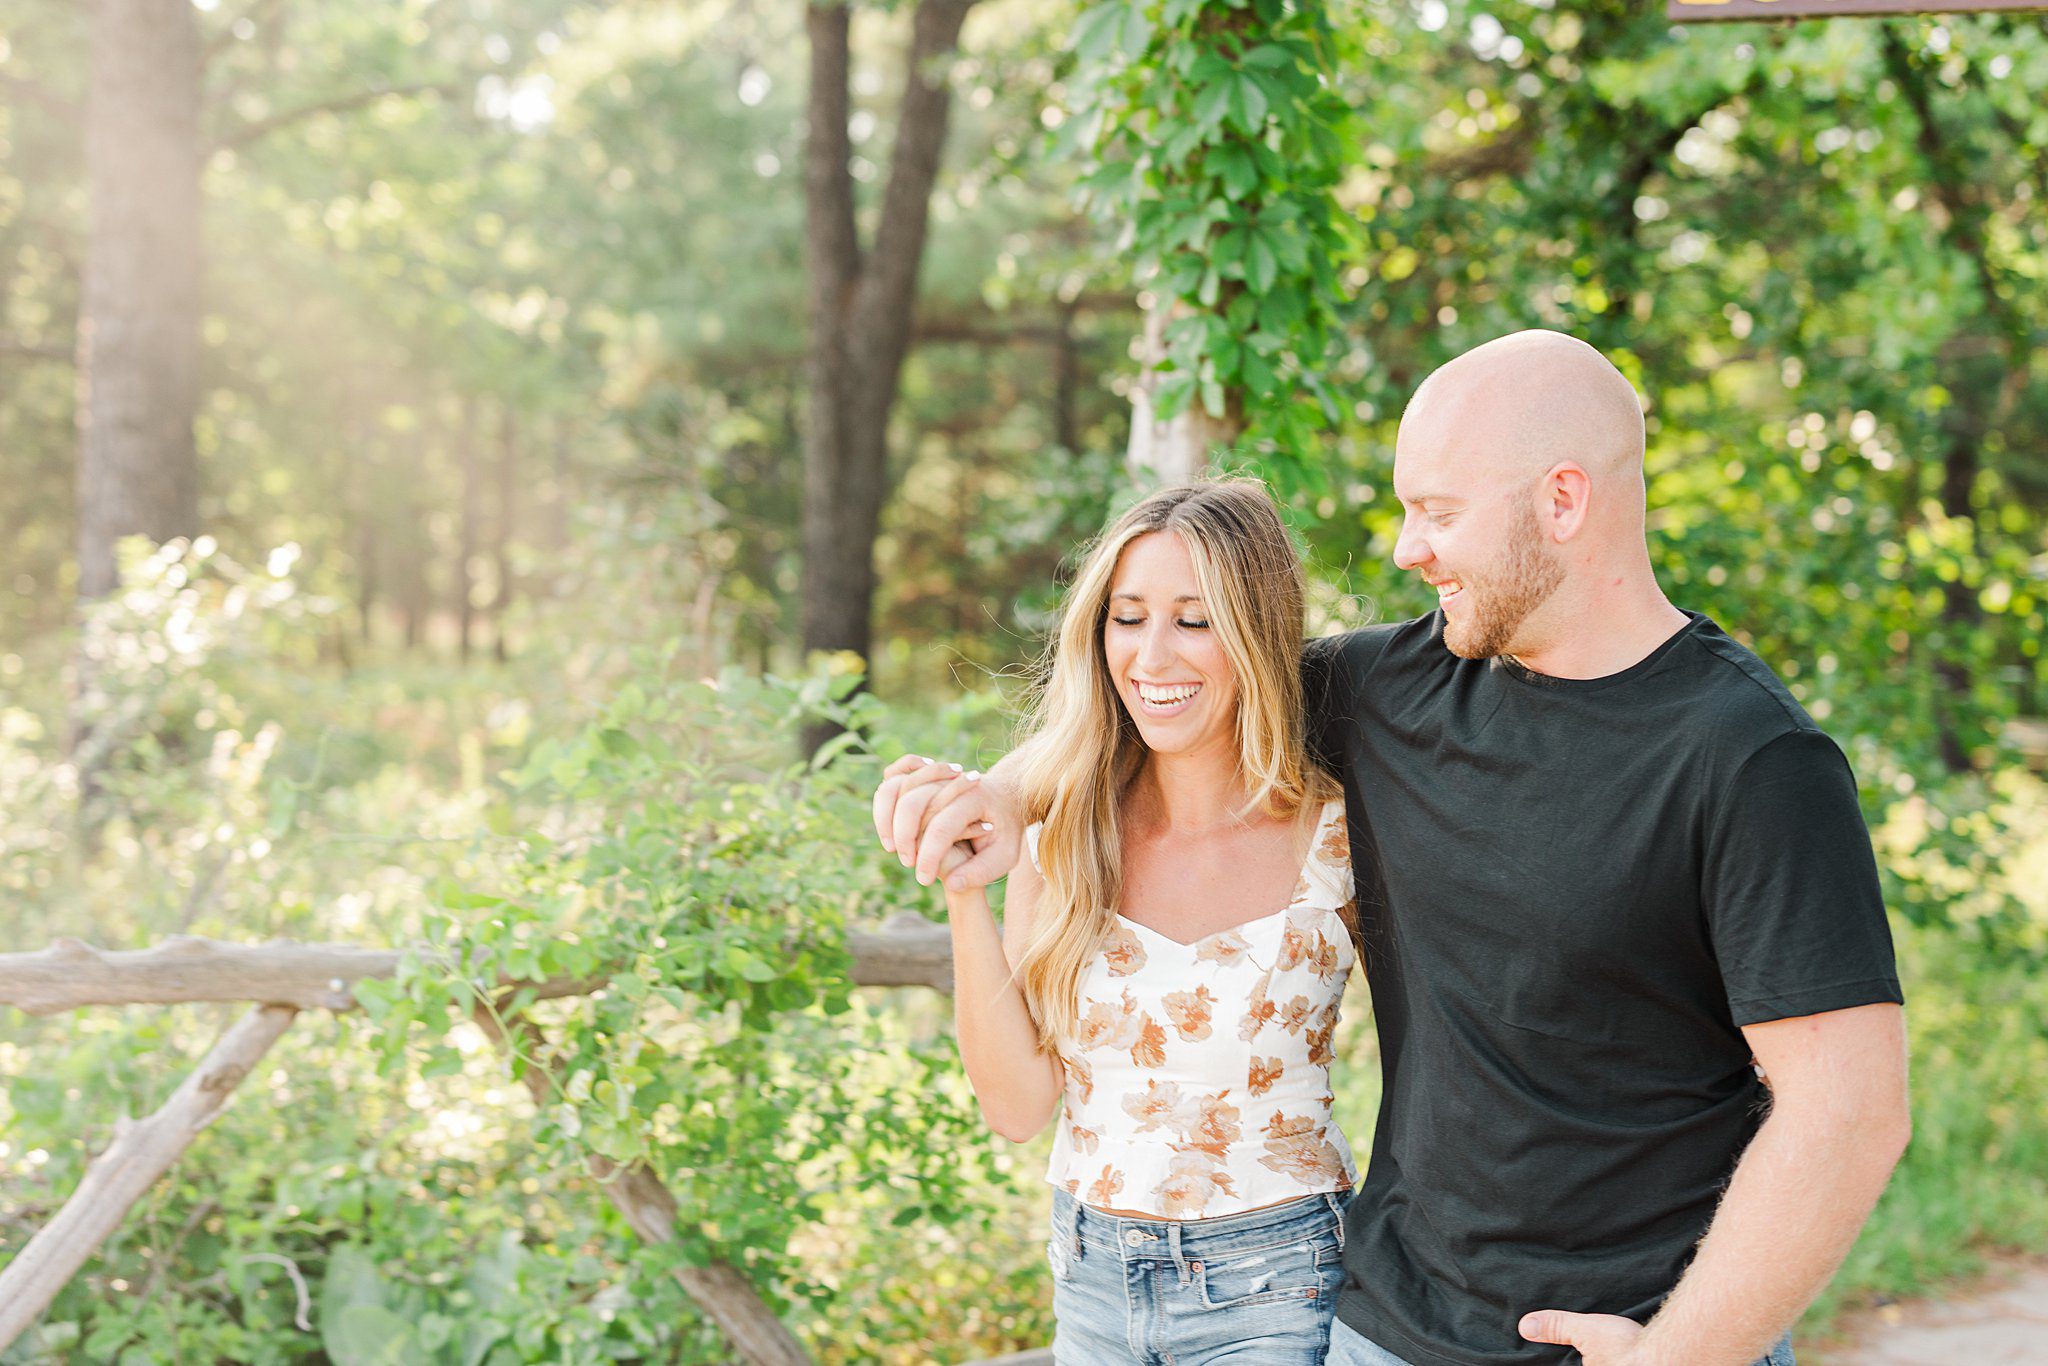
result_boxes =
[1398,330,1646,494]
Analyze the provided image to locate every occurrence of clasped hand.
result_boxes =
[871,754,1022,888]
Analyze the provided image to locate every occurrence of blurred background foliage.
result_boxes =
[1,0,2044,1361]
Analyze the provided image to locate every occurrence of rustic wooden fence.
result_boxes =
[0,919,1049,1365]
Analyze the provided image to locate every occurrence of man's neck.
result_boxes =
[1506,589,1692,681]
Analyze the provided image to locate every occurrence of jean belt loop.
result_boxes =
[1167,1219,1192,1286]
[1326,1190,1347,1250]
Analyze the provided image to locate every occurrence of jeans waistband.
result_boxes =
[1052,1187,1349,1265]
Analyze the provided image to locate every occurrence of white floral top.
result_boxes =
[1030,799,1358,1220]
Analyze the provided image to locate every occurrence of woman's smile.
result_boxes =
[1132,679,1203,715]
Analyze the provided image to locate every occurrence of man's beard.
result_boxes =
[1442,502,1565,660]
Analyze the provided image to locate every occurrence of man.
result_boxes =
[876,330,1908,1366]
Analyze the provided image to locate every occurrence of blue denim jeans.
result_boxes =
[1327,1316,1796,1365]
[1046,1187,1349,1364]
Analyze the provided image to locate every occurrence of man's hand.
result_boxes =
[872,754,1024,890]
[1518,1310,1644,1366]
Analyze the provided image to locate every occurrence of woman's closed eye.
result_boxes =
[1110,616,1209,630]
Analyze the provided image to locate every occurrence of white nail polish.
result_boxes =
[949,762,963,773]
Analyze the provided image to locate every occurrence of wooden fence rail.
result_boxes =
[0,916,1056,1366]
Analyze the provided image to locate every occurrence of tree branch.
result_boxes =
[0,1004,297,1352]
[211,80,459,154]
[471,1005,817,1366]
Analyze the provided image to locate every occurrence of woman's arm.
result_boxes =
[940,839,1063,1143]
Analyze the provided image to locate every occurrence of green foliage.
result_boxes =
[4,0,2047,1359]
[3,558,1048,1362]
[353,652,1028,1340]
[1060,0,1358,454]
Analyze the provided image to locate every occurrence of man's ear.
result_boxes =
[1544,462,1592,544]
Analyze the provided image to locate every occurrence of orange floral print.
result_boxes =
[1238,969,1277,1042]
[1306,1001,1341,1066]
[1088,1164,1126,1206]
[1278,922,1312,971]
[1196,930,1252,967]
[1163,985,1216,1042]
[1298,929,1341,981]
[1259,1110,1350,1185]
[1078,988,1164,1068]
[1278,993,1314,1036]
[1319,816,1350,865]
[1075,996,1126,1053]
[1070,1122,1101,1155]
[1103,925,1147,977]
[1068,1054,1095,1104]
[1132,1015,1168,1067]
[1182,1091,1242,1158]
[1124,1079,1188,1133]
[1152,1150,1239,1217]
[1248,1055,1285,1096]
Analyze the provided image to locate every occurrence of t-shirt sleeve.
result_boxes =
[1701,728,1903,1026]
[1301,634,1349,775]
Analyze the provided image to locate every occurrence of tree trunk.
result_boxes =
[550,417,572,555]
[352,408,378,648]
[357,514,378,648]
[457,395,480,662]
[1882,29,2023,775]
[799,0,976,751]
[1125,299,1240,487]
[1053,301,1080,455]
[494,405,517,662]
[74,0,202,601]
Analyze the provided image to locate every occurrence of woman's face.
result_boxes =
[1102,531,1239,761]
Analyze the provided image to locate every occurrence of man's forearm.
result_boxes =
[1632,1105,1907,1365]
[980,746,1029,806]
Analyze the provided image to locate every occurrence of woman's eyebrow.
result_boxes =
[1110,592,1205,603]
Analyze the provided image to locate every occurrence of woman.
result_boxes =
[886,480,1358,1364]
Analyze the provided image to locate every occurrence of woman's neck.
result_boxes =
[1128,743,1254,836]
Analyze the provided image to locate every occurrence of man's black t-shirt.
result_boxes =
[1304,611,1902,1366]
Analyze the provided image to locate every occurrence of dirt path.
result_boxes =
[1811,1257,2048,1364]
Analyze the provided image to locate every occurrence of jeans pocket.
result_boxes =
[1193,1237,1328,1309]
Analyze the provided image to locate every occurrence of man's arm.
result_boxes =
[1519,1001,1910,1366]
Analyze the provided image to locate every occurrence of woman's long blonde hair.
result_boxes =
[1010,479,1337,1049]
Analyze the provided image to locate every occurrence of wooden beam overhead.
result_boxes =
[1670,0,2046,21]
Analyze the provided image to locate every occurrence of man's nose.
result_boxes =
[1393,518,1430,572]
